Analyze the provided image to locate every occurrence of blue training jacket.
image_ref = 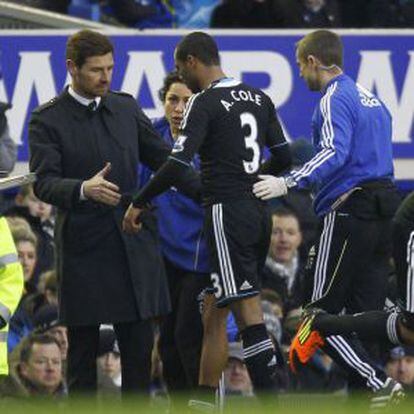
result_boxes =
[288,74,394,217]
[140,117,210,274]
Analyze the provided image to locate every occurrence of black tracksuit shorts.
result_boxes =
[205,199,271,307]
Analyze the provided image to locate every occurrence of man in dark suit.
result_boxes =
[28,29,199,394]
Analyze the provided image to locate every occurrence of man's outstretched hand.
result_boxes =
[83,162,121,206]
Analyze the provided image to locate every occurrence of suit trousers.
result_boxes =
[67,319,153,394]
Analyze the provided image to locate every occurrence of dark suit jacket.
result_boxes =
[28,89,178,325]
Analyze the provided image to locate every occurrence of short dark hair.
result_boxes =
[19,333,61,364]
[271,206,298,219]
[66,29,114,68]
[158,71,188,103]
[175,31,220,66]
[296,30,343,69]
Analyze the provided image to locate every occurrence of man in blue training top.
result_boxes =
[254,29,404,404]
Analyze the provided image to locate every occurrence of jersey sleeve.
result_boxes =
[138,163,152,189]
[288,91,354,189]
[169,93,209,166]
[132,158,202,207]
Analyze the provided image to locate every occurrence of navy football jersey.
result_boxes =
[169,77,287,205]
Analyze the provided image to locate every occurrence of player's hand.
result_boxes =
[253,175,288,200]
[83,162,121,206]
[122,203,143,234]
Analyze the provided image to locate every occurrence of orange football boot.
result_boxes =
[289,314,325,373]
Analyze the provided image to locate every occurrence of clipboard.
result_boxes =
[0,173,37,191]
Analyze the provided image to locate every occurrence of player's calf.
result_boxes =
[199,294,229,388]
[231,296,279,391]
[240,323,277,390]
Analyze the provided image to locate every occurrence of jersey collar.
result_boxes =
[209,77,241,89]
[322,73,346,94]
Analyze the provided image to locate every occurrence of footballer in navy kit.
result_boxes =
[123,31,292,404]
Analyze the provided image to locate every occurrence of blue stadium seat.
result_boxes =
[68,0,101,21]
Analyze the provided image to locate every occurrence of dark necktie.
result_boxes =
[88,100,97,112]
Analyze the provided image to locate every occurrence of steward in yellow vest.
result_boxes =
[0,217,24,375]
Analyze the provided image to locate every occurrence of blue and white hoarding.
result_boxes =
[0,29,413,189]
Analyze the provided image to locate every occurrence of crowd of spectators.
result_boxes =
[5,0,414,28]
[1,180,413,401]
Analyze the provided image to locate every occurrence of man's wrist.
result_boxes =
[132,196,145,208]
[284,175,297,190]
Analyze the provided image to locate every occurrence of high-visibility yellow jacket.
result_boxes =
[0,217,24,375]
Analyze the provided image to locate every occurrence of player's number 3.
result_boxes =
[211,273,223,299]
[240,112,260,174]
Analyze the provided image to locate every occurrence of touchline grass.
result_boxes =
[0,394,413,414]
